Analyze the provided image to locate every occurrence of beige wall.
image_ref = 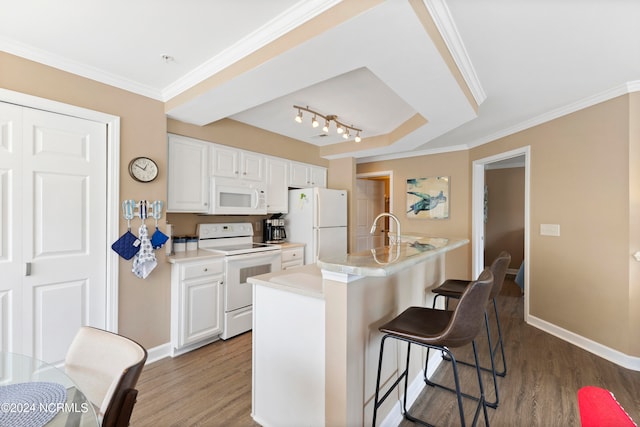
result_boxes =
[167,118,328,167]
[359,95,640,357]
[1,52,169,348]
[4,50,640,358]
[485,167,525,269]
[629,92,640,357]
[471,94,637,355]
[357,150,471,279]
[0,52,331,350]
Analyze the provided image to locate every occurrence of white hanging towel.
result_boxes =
[132,223,157,279]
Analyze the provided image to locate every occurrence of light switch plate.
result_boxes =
[540,223,560,236]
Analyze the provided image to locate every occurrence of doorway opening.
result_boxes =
[472,147,530,319]
[355,171,393,252]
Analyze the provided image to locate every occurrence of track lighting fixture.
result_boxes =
[293,105,363,142]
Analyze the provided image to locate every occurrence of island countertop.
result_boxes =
[317,235,469,277]
[250,234,470,427]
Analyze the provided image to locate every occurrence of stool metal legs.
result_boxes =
[373,334,489,427]
[430,295,506,408]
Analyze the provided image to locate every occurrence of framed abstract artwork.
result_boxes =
[406,176,449,219]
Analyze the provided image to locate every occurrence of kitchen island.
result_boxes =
[248,236,468,427]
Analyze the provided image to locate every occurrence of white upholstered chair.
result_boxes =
[64,326,147,427]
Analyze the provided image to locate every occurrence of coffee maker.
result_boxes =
[263,217,287,243]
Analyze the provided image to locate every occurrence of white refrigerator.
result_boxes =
[286,188,347,265]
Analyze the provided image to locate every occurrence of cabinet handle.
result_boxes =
[203,268,208,272]
[25,262,32,276]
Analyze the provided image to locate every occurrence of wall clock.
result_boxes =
[128,157,159,182]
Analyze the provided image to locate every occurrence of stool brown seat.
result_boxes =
[372,269,494,427]
[429,251,511,409]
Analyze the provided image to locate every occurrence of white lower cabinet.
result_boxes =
[281,245,304,270]
[170,257,224,356]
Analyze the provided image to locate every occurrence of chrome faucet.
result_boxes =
[370,212,401,245]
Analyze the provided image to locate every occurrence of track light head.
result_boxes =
[292,105,362,142]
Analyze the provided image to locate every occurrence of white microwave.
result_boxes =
[209,177,267,215]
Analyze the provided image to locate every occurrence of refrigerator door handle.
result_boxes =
[315,191,320,228]
[314,228,319,263]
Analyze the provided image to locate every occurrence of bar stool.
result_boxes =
[429,251,511,409]
[372,269,494,427]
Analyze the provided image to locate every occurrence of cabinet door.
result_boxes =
[240,151,264,181]
[289,162,309,188]
[167,135,209,212]
[180,275,223,347]
[309,166,327,188]
[266,157,289,213]
[211,146,239,178]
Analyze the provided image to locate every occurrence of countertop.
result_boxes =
[317,235,469,277]
[248,264,324,299]
[277,241,305,249]
[167,249,225,264]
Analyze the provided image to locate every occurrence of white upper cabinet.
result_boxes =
[289,161,327,188]
[265,157,289,213]
[211,146,264,181]
[167,134,209,212]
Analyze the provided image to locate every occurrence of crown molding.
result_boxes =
[422,0,486,105]
[466,80,640,149]
[354,143,469,164]
[0,36,163,100]
[161,0,342,101]
[357,80,640,164]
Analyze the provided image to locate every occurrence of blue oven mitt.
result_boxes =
[111,230,141,260]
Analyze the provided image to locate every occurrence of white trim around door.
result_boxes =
[472,146,530,321]
[0,88,120,332]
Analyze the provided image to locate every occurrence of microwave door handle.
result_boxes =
[254,189,260,209]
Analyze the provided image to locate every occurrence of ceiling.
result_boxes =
[1,0,639,163]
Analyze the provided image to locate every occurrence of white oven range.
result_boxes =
[197,222,281,339]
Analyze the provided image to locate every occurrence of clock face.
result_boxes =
[129,157,158,182]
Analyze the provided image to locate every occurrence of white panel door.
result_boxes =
[355,179,385,251]
[0,104,107,363]
[0,103,23,354]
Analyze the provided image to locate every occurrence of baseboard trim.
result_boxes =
[144,342,171,364]
[528,315,640,371]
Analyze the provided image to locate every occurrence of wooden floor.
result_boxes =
[131,278,640,426]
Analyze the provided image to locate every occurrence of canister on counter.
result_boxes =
[186,236,198,252]
[173,236,186,253]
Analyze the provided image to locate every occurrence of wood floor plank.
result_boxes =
[131,278,640,426]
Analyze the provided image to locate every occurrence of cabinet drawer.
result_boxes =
[282,247,303,263]
[182,260,223,280]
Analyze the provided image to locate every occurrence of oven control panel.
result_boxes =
[197,222,254,239]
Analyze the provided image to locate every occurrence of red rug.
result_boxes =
[578,386,637,427]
